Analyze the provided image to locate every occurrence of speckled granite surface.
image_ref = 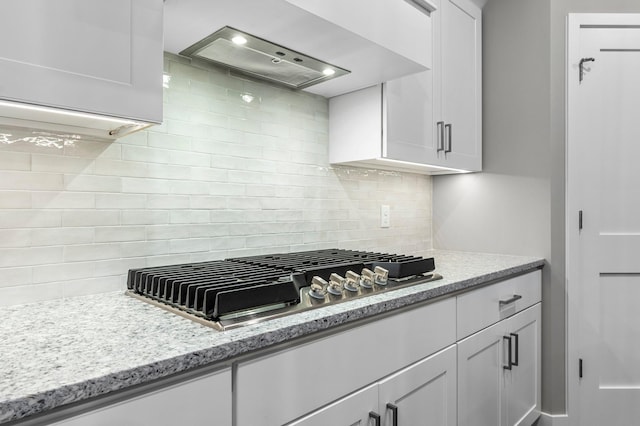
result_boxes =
[0,250,544,424]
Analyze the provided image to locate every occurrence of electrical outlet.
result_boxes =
[380,205,391,228]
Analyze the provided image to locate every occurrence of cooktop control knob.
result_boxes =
[328,273,345,296]
[360,268,374,288]
[344,271,360,292]
[374,266,389,286]
[309,276,328,300]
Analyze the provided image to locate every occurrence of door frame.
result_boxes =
[566,13,640,426]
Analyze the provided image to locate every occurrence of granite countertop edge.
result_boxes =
[0,253,545,424]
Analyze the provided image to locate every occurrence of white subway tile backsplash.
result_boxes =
[62,210,120,227]
[32,261,95,284]
[0,191,32,209]
[0,282,62,307]
[0,211,61,229]
[147,132,191,151]
[121,241,169,258]
[121,177,171,194]
[95,226,146,243]
[0,151,30,171]
[64,174,121,192]
[121,210,169,225]
[0,247,63,267]
[0,267,32,288]
[0,53,432,305]
[32,154,95,174]
[170,238,209,254]
[0,171,64,191]
[94,158,149,178]
[146,224,191,240]
[0,229,31,248]
[169,180,209,195]
[31,227,94,246]
[32,192,95,209]
[169,210,210,224]
[61,276,124,298]
[64,243,121,262]
[146,194,190,209]
[96,193,147,210]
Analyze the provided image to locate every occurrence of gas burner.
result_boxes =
[126,249,441,330]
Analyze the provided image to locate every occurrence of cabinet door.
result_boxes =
[457,319,507,426]
[385,71,437,165]
[0,0,163,123]
[378,344,457,426]
[286,384,378,426]
[506,304,541,426]
[435,0,482,171]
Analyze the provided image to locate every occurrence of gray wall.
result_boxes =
[434,0,640,415]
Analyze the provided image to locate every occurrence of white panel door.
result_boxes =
[569,16,640,426]
[378,344,457,426]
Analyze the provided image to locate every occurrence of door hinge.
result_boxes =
[579,358,583,378]
[579,210,583,231]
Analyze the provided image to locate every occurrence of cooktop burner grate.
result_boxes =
[127,249,441,330]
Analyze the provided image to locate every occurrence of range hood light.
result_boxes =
[231,35,247,45]
[179,26,350,90]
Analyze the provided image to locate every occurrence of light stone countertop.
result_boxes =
[0,250,544,424]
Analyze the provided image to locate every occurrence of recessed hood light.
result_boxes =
[179,26,350,90]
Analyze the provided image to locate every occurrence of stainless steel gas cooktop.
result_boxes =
[126,249,442,331]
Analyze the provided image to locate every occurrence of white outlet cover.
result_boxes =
[380,205,390,228]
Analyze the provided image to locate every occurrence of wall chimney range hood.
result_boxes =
[180,26,350,90]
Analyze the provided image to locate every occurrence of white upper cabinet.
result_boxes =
[328,0,482,174]
[0,0,163,138]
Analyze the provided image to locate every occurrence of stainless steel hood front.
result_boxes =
[180,26,350,90]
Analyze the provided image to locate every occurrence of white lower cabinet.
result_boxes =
[289,345,457,426]
[29,271,541,426]
[236,298,457,426]
[457,304,541,426]
[49,368,232,426]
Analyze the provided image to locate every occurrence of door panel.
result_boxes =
[507,305,541,426]
[378,345,457,426]
[440,0,481,170]
[385,71,436,165]
[457,321,506,426]
[573,22,640,426]
[287,384,378,426]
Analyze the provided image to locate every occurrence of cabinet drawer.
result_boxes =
[456,270,541,339]
[236,298,456,426]
[51,368,231,426]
